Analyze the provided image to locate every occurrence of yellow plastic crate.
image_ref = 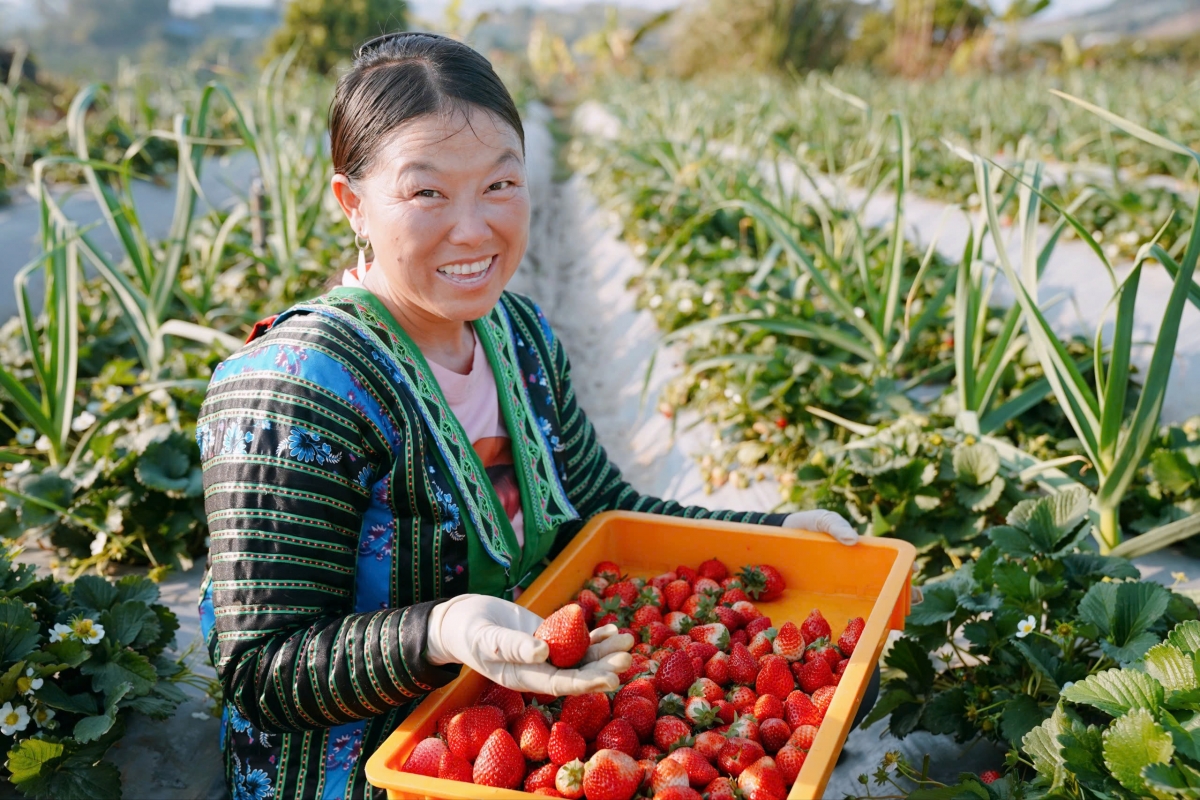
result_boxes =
[366,510,915,800]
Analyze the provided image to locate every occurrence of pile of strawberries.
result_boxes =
[401,557,866,800]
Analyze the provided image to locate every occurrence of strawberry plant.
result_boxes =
[864,489,1197,756]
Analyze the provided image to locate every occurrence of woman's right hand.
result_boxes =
[424,594,633,696]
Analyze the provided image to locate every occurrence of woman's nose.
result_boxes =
[446,199,492,248]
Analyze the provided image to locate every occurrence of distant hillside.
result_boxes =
[1017,0,1200,43]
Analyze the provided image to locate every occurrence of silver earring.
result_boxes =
[355,230,369,273]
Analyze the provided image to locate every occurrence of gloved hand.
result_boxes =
[782,509,860,545]
[424,594,634,695]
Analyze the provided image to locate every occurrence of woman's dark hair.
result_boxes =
[328,31,525,188]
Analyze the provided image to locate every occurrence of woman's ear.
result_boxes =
[331,173,367,237]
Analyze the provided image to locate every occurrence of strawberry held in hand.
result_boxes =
[535,604,592,668]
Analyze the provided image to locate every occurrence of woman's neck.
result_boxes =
[361,266,475,374]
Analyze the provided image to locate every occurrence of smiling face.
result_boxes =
[331,103,530,328]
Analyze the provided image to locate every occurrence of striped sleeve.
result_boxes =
[548,328,789,528]
[198,317,456,734]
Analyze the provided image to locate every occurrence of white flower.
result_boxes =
[1016,615,1037,638]
[853,306,866,319]
[648,295,663,309]
[0,702,30,736]
[104,506,123,534]
[9,460,31,476]
[15,428,35,446]
[70,411,97,432]
[149,389,170,405]
[85,401,103,416]
[31,705,54,727]
[22,668,42,694]
[102,420,122,436]
[89,531,108,556]
[103,385,124,404]
[48,623,72,643]
[702,291,715,305]
[72,618,105,645]
[678,297,695,313]
[34,436,50,452]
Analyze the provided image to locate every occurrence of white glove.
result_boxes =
[424,594,634,696]
[782,509,860,545]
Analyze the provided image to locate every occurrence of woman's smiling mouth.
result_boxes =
[436,255,496,285]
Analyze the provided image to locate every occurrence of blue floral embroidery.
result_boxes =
[356,466,372,488]
[444,563,464,583]
[229,706,253,734]
[231,754,275,800]
[273,345,308,375]
[325,730,364,772]
[431,476,463,541]
[222,425,254,455]
[257,418,272,431]
[538,416,563,453]
[277,428,343,465]
[358,522,394,561]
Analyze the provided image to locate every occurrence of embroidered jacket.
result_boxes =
[196,287,788,799]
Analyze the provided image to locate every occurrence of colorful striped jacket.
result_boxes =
[196,287,788,800]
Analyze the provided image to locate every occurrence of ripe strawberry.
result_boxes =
[593,561,622,583]
[651,757,690,794]
[632,604,664,631]
[980,770,1001,785]
[772,621,806,662]
[793,657,835,694]
[472,729,524,789]
[732,600,763,623]
[584,574,611,596]
[717,737,766,777]
[729,643,760,685]
[596,612,620,628]
[655,649,698,696]
[705,651,731,686]
[653,787,702,800]
[536,604,592,668]
[651,571,678,591]
[549,721,587,765]
[479,682,526,724]
[712,699,736,724]
[738,564,785,602]
[642,621,673,647]
[664,634,693,651]
[726,685,758,713]
[512,706,551,761]
[759,718,791,754]
[726,714,761,743]
[664,612,695,635]
[575,589,602,621]
[658,692,687,718]
[583,749,642,800]
[788,724,818,750]
[637,743,663,760]
[604,580,640,608]
[799,608,831,642]
[698,557,728,582]
[835,657,849,676]
[690,730,722,760]
[684,696,717,729]
[743,616,773,639]
[664,580,691,612]
[617,677,659,707]
[675,565,699,584]
[804,639,842,670]
[556,758,586,799]
[668,746,720,787]
[613,695,657,742]
[400,737,446,777]
[681,594,715,621]
[720,587,750,606]
[739,755,787,800]
[653,716,693,752]
[753,693,784,721]
[561,693,611,741]
[838,617,866,656]
[445,705,505,761]
[775,745,806,784]
[712,605,743,632]
[748,629,776,659]
[689,623,730,649]
[704,776,740,800]
[811,685,837,720]
[784,691,821,729]
[688,677,724,704]
[437,749,473,783]
[730,628,749,648]
[619,652,652,683]
[638,584,665,609]
[756,654,796,700]
[596,718,641,758]
[693,577,723,597]
[651,647,675,664]
[525,762,560,793]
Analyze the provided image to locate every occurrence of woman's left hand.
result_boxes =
[782,509,860,545]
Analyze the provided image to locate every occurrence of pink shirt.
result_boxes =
[342,264,525,548]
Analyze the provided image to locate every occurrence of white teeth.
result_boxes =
[438,257,492,276]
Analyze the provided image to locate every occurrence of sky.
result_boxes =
[0,0,1123,23]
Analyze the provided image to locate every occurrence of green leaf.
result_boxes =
[1058,719,1109,783]
[1014,640,1063,688]
[1103,631,1165,665]
[1144,760,1200,798]
[1023,705,1068,789]
[1079,580,1171,655]
[112,575,159,606]
[99,601,155,649]
[1152,450,1200,495]
[1007,487,1090,535]
[956,476,1005,512]
[1001,693,1049,745]
[135,436,203,498]
[0,597,40,663]
[987,525,1036,558]
[43,638,89,668]
[1170,621,1200,655]
[0,660,24,704]
[1102,707,1174,797]
[80,648,156,697]
[860,685,918,729]
[69,575,117,613]
[1145,643,1199,695]
[908,785,988,800]
[921,687,970,740]
[1161,709,1200,762]
[954,443,1001,485]
[6,737,65,785]
[908,586,960,627]
[1064,668,1164,716]
[72,681,130,744]
[33,681,99,716]
[884,637,936,692]
[1062,553,1141,583]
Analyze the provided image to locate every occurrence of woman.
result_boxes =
[196,31,859,800]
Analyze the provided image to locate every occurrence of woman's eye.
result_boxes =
[416,189,441,198]
[489,181,513,191]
